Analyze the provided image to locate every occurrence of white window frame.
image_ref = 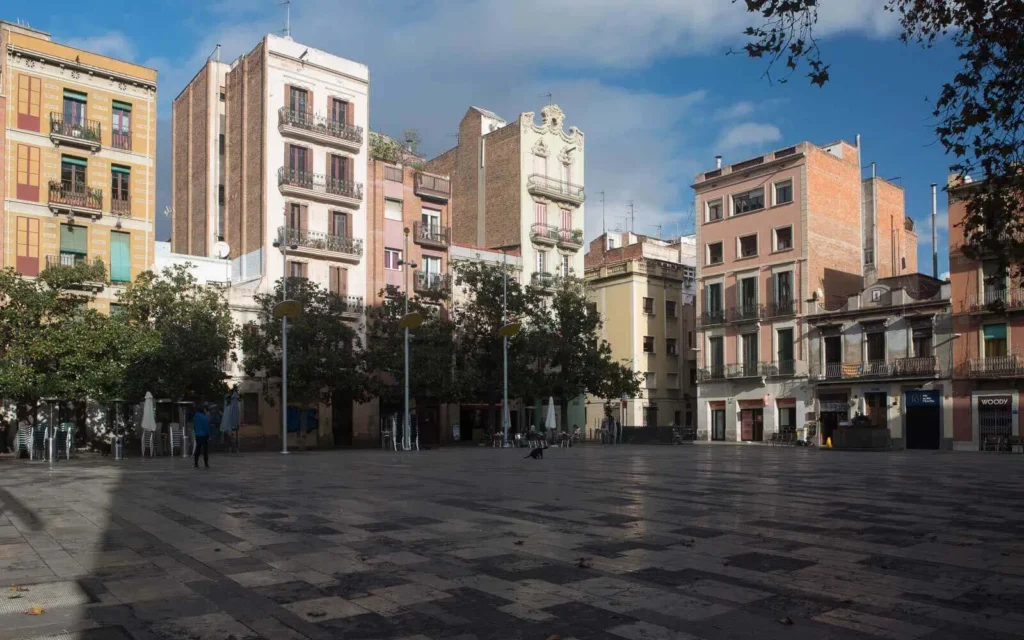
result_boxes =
[773,225,793,252]
[705,198,724,222]
[731,186,765,216]
[643,335,655,354]
[737,233,758,259]
[536,250,547,274]
[772,179,793,206]
[642,296,655,315]
[706,241,724,266]
[384,248,403,271]
[561,254,571,277]
[384,198,403,221]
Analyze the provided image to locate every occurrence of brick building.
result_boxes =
[2,20,158,313]
[428,103,587,429]
[584,232,697,432]
[171,34,370,450]
[693,139,918,443]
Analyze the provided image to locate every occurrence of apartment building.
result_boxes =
[948,176,1024,450]
[806,275,952,449]
[427,103,587,428]
[693,139,917,442]
[584,232,697,430]
[172,34,369,449]
[2,20,157,313]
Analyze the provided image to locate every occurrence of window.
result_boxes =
[561,208,572,231]
[537,250,547,274]
[286,202,306,230]
[732,187,765,214]
[740,277,758,309]
[667,373,679,389]
[329,266,348,295]
[778,406,797,434]
[607,236,617,249]
[111,166,130,213]
[742,333,759,374]
[288,86,308,114]
[330,154,349,183]
[219,134,225,155]
[642,297,655,314]
[16,144,41,201]
[242,393,260,425]
[16,74,41,130]
[218,184,225,206]
[643,404,658,427]
[706,282,723,313]
[774,226,792,251]
[707,242,723,265]
[332,211,349,237]
[643,336,655,353]
[674,410,682,426]
[709,336,724,370]
[912,327,933,358]
[534,202,548,225]
[288,145,308,174]
[777,328,794,373]
[219,89,226,102]
[15,217,40,276]
[59,223,87,265]
[667,338,679,355]
[773,271,793,307]
[62,89,86,126]
[110,231,131,283]
[738,234,758,258]
[561,254,571,277]
[533,153,547,177]
[645,372,657,389]
[112,101,131,150]
[422,255,442,276]
[384,199,403,221]
[866,330,886,362]
[706,198,723,222]
[421,208,440,234]
[385,248,402,271]
[384,164,403,182]
[688,331,694,348]
[666,300,677,318]
[773,180,793,205]
[288,261,307,279]
[61,155,87,189]
[331,98,349,126]
[984,324,1007,358]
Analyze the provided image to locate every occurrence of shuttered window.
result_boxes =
[110,231,131,283]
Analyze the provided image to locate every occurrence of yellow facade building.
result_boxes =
[1,21,157,312]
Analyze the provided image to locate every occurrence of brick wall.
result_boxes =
[0,93,6,264]
[225,61,244,259]
[873,178,912,278]
[189,64,209,257]
[584,234,643,269]
[427,111,481,247]
[171,81,192,253]
[481,123,521,249]
[365,157,385,303]
[243,41,265,257]
[806,145,863,306]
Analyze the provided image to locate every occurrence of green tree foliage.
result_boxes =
[241,277,370,429]
[117,264,236,403]
[737,0,1024,269]
[364,289,459,406]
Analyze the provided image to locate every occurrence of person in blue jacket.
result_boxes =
[192,406,211,469]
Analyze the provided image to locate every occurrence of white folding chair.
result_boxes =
[141,430,156,458]
[168,422,185,456]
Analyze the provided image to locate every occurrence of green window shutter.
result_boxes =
[111,100,132,112]
[63,89,88,103]
[111,164,131,174]
[984,324,1007,340]
[60,224,87,254]
[110,231,131,283]
[61,155,88,167]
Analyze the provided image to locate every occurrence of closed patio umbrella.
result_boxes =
[545,397,557,440]
[141,392,157,432]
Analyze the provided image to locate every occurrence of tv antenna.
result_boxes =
[541,92,553,105]
[628,201,635,234]
[279,0,291,39]
[599,190,606,235]
[650,223,663,239]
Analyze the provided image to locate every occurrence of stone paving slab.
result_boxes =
[3,446,1024,639]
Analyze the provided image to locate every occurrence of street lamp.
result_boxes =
[399,228,419,451]
[497,249,521,447]
[273,238,299,454]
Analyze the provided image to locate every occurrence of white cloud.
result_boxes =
[716,123,782,153]
[939,271,950,281]
[716,101,755,121]
[63,32,138,62]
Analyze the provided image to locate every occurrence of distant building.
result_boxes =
[584,232,697,431]
[171,33,369,450]
[693,139,918,443]
[1,20,158,313]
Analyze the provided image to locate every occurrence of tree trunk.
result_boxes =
[299,405,307,451]
[560,396,569,439]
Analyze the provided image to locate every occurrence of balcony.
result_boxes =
[731,302,763,323]
[765,360,799,377]
[696,365,726,383]
[111,130,132,151]
[413,221,450,249]
[414,172,450,201]
[111,195,131,217]
[44,254,105,292]
[967,287,1024,313]
[278,227,363,263]
[812,357,939,381]
[277,167,363,208]
[727,362,767,379]
[414,271,450,296]
[764,299,796,319]
[48,181,103,219]
[49,113,101,151]
[277,107,363,153]
[531,271,559,290]
[530,223,560,246]
[894,356,938,377]
[968,354,1024,378]
[557,228,585,251]
[339,295,365,319]
[527,174,585,206]
[698,309,726,328]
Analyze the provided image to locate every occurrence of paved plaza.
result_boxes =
[2,446,1024,640]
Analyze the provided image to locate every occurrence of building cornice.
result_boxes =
[267,48,369,86]
[8,44,157,91]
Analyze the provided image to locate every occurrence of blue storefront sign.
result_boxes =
[905,390,940,408]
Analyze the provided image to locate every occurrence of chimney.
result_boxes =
[931,183,938,279]
[715,156,722,169]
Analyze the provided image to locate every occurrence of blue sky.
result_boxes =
[12,0,960,277]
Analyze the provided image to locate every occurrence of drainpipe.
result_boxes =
[931,183,938,279]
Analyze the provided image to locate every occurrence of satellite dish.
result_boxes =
[214,241,230,259]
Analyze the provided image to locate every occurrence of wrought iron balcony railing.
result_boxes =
[339,295,365,314]
[698,309,726,327]
[527,174,585,202]
[48,180,103,212]
[558,228,584,247]
[894,356,938,376]
[111,131,132,151]
[812,357,938,381]
[530,223,560,244]
[764,299,796,318]
[727,362,768,378]
[278,107,363,146]
[49,113,101,146]
[278,227,363,257]
[277,167,363,201]
[696,365,726,383]
[765,360,798,376]
[111,195,131,216]
[967,287,1024,312]
[968,354,1024,378]
[414,271,450,294]
[413,221,450,248]
[531,271,559,289]
[731,302,763,323]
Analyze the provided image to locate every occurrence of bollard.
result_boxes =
[114,435,122,461]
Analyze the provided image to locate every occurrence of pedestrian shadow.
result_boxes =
[0,486,43,531]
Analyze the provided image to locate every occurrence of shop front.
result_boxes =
[739,399,764,442]
[818,393,849,444]
[976,393,1014,448]
[905,389,941,450]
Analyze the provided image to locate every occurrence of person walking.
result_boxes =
[193,406,211,469]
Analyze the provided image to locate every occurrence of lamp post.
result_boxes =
[497,249,521,447]
[273,239,299,454]
[398,228,419,451]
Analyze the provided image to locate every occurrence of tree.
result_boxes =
[527,277,642,431]
[117,264,236,404]
[364,289,459,408]
[737,0,1024,269]
[240,277,370,440]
